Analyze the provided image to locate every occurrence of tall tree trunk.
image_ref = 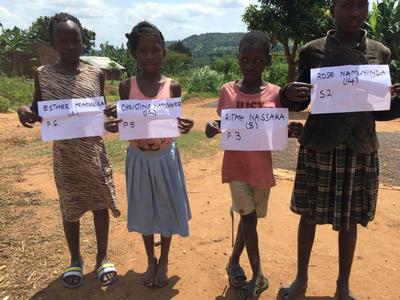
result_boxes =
[283,39,300,83]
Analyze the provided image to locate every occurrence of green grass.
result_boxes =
[2,136,52,158]
[105,80,119,103]
[104,130,220,170]
[0,77,121,112]
[182,91,218,101]
[0,75,218,112]
[176,130,220,159]
[104,136,128,170]
[0,76,34,111]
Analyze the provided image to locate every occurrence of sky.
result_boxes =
[0,0,379,49]
[0,0,259,47]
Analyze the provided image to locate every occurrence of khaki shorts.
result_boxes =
[229,181,271,218]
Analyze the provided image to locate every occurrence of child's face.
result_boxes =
[238,43,270,83]
[52,20,83,63]
[133,35,166,73]
[331,0,369,33]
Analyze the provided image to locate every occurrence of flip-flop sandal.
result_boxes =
[226,263,247,288]
[277,284,307,300]
[97,262,117,286]
[238,276,269,300]
[62,264,84,289]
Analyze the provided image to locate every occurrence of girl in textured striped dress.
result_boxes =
[104,21,193,288]
[17,13,120,288]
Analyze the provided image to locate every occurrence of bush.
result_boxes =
[0,76,33,111]
[267,62,288,87]
[0,96,10,113]
[211,55,240,78]
[186,66,224,94]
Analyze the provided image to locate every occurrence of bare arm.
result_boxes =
[17,71,42,128]
[119,78,130,100]
[373,48,400,121]
[104,78,130,133]
[100,71,106,100]
[280,48,312,111]
[172,80,193,134]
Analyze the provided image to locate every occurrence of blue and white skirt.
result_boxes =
[126,142,191,237]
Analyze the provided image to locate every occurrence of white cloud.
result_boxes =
[0,6,22,27]
[205,0,257,9]
[126,2,222,24]
[0,0,258,46]
[123,0,257,41]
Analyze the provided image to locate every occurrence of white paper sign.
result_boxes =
[221,108,288,151]
[117,98,181,140]
[310,64,391,114]
[38,97,106,142]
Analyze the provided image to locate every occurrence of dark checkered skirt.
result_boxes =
[291,144,379,231]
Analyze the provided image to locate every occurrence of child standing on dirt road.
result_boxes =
[104,21,193,288]
[278,0,400,299]
[205,31,301,300]
[16,12,120,289]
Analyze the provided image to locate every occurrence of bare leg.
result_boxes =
[336,224,357,300]
[278,216,316,299]
[93,209,117,285]
[241,211,263,282]
[63,220,83,286]
[237,211,271,300]
[142,234,157,287]
[154,235,172,288]
[231,219,245,265]
[93,209,109,267]
[225,219,248,288]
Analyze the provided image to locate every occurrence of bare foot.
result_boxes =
[141,257,157,287]
[278,278,307,300]
[335,283,356,300]
[154,259,169,288]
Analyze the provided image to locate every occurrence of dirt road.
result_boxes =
[0,99,399,299]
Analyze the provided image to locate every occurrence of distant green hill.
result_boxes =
[167,32,245,58]
[167,32,284,60]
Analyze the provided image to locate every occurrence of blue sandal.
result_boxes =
[239,276,269,300]
[62,265,84,289]
[97,262,117,286]
[226,262,247,288]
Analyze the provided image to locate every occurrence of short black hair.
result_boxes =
[239,31,271,55]
[125,21,165,52]
[48,12,84,45]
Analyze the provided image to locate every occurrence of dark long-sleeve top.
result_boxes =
[281,30,400,154]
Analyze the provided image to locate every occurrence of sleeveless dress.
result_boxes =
[36,64,120,222]
[125,76,191,237]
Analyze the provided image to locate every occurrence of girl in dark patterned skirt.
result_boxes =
[277,0,400,299]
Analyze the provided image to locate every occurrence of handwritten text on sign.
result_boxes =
[310,64,391,114]
[117,98,181,140]
[221,108,288,151]
[38,97,105,142]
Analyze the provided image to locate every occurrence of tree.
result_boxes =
[242,0,333,82]
[27,16,96,51]
[366,0,400,82]
[92,42,137,76]
[168,41,192,57]
[0,24,30,75]
[211,55,240,79]
[163,50,191,76]
[27,16,51,43]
